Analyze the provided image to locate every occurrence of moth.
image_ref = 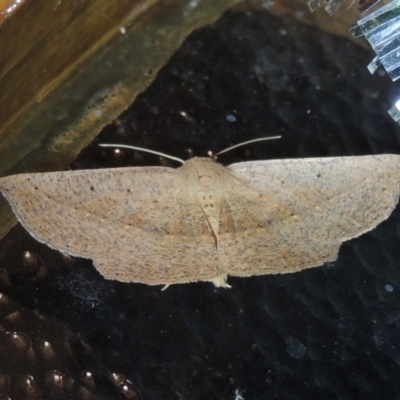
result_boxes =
[0,143,399,287]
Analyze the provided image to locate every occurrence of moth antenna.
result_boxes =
[99,144,185,164]
[215,136,281,157]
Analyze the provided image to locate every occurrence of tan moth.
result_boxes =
[0,140,399,287]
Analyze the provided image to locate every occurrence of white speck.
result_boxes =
[262,0,274,9]
[280,29,287,36]
[120,27,126,34]
[226,115,236,122]
[286,336,306,359]
[385,284,394,292]
[188,0,200,9]
[234,388,245,400]
[377,69,386,77]
[93,109,102,117]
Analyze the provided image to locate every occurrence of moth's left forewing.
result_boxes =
[227,155,400,238]
[219,155,400,277]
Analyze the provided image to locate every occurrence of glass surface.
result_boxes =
[1,2,400,399]
[351,0,400,81]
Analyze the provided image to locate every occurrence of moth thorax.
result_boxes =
[197,190,220,234]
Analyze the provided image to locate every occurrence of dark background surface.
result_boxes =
[1,7,400,400]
